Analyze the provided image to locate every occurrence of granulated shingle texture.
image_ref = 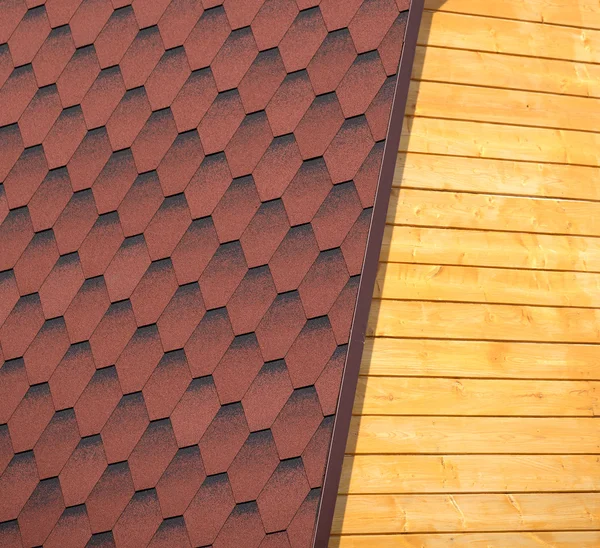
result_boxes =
[0,1,410,546]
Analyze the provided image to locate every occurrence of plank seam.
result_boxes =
[423,8,600,34]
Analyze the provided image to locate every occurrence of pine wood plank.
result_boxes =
[340,454,600,493]
[336,0,600,539]
[419,11,600,64]
[348,416,600,454]
[361,338,600,380]
[332,493,600,534]
[381,225,600,273]
[331,531,600,547]
[413,46,600,98]
[406,80,600,133]
[388,188,600,237]
[354,376,599,416]
[374,263,600,307]
[369,300,600,344]
[424,0,600,31]
[399,117,600,167]
[394,154,600,201]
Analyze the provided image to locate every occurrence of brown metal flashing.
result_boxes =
[313,1,425,544]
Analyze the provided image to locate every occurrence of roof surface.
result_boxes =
[0,0,410,546]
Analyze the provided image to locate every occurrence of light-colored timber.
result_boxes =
[406,80,600,132]
[348,416,600,454]
[424,0,600,30]
[332,531,600,547]
[419,11,600,63]
[340,454,600,493]
[374,263,600,307]
[413,46,600,99]
[333,493,600,534]
[400,117,600,167]
[394,154,600,201]
[361,338,600,379]
[369,300,600,343]
[381,225,600,273]
[335,0,600,544]
[388,188,600,236]
[354,376,600,416]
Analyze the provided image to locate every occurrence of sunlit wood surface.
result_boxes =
[333,0,600,545]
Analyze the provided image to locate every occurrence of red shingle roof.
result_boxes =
[0,0,412,544]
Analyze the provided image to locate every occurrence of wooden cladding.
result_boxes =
[336,0,600,544]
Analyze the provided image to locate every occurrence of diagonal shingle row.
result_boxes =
[0,0,409,545]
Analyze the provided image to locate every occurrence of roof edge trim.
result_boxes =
[312,1,426,545]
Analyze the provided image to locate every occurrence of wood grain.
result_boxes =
[331,531,600,547]
[413,46,600,98]
[361,338,600,380]
[381,225,600,273]
[424,0,600,30]
[348,416,600,454]
[337,0,600,540]
[419,11,600,64]
[374,263,600,307]
[354,376,600,416]
[394,153,600,201]
[407,80,600,132]
[369,300,600,343]
[340,454,600,493]
[388,188,600,237]
[333,493,600,534]
[400,116,600,167]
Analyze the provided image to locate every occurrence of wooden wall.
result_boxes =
[332,0,600,545]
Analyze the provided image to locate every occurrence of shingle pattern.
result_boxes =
[0,0,409,545]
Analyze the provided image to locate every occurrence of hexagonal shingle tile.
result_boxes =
[0,0,413,544]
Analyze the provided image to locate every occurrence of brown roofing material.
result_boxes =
[0,0,422,546]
